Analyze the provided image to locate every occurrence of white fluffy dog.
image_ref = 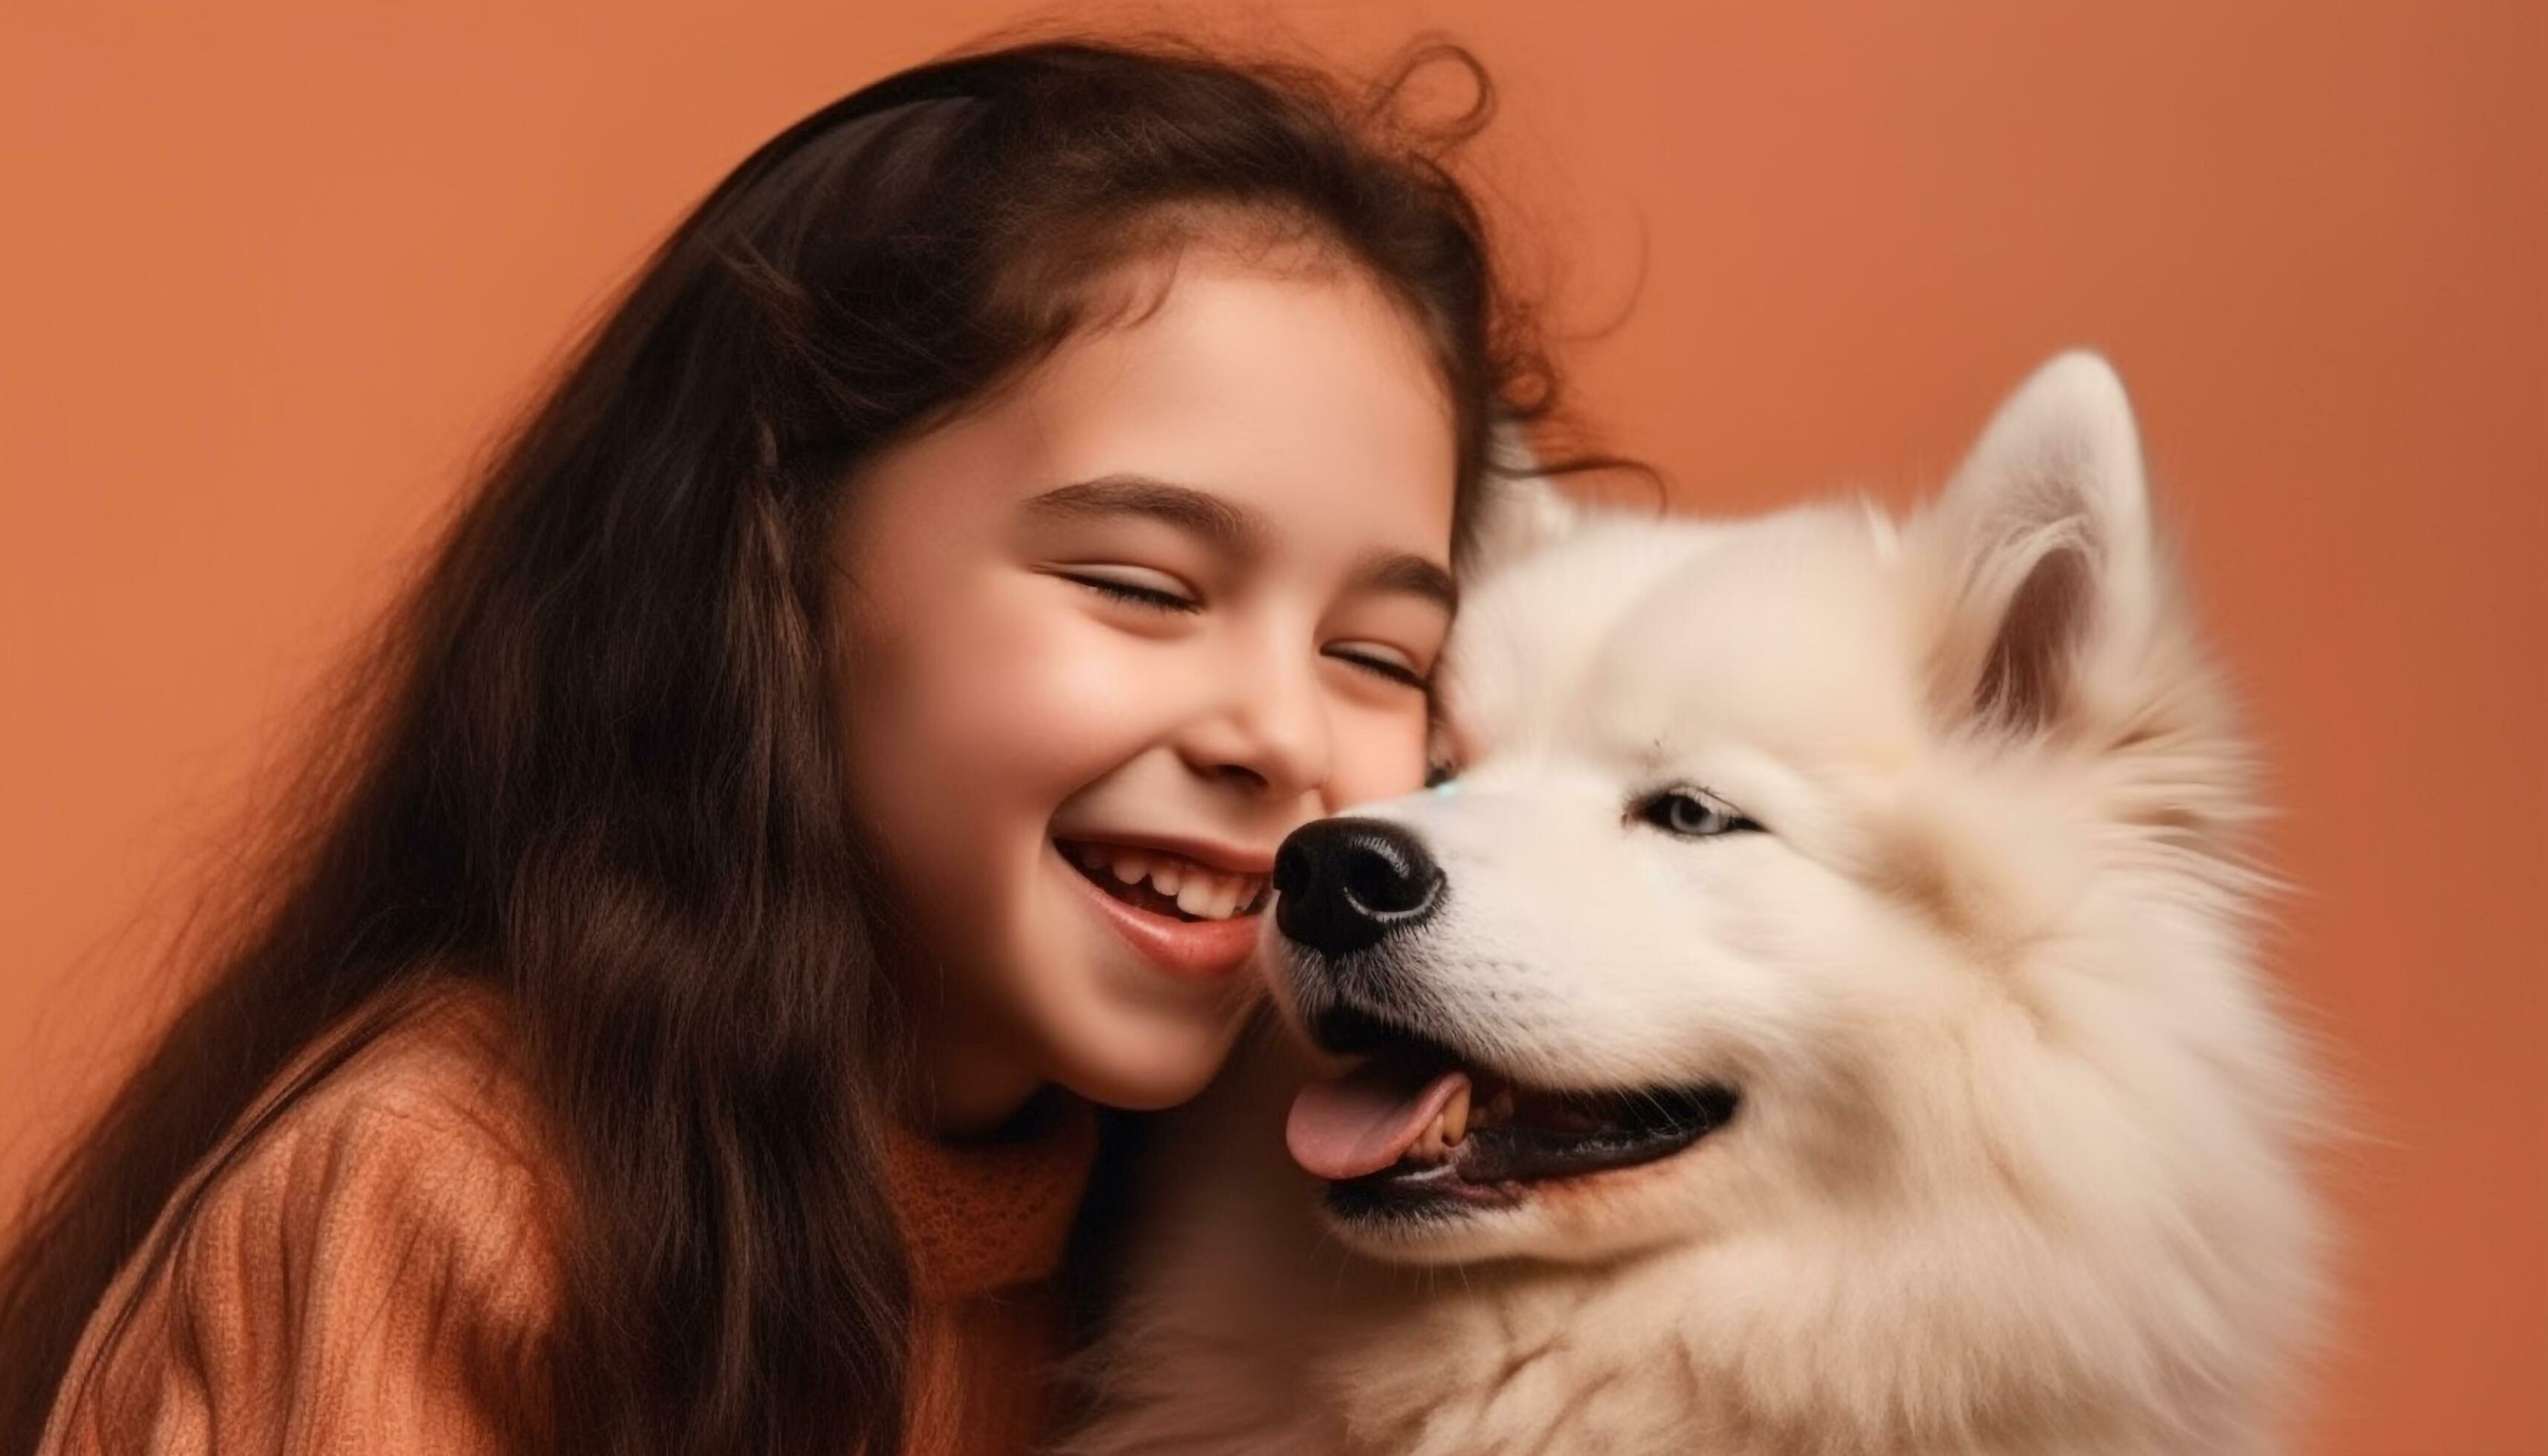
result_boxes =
[1067,354,2328,1455]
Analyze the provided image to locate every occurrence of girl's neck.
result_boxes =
[905,1020,1047,1140]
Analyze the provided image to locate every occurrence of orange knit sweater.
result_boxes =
[35,984,1101,1455]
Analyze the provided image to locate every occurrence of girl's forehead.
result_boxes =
[1005,261,1455,536]
[835,257,1457,586]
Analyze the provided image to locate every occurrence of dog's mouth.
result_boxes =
[1289,1005,1741,1217]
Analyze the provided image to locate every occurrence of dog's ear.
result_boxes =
[1913,352,2161,738]
[1460,421,1582,576]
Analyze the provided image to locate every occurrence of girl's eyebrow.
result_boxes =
[1348,548,1457,614]
[1024,472,1455,612]
[1025,474,1261,556]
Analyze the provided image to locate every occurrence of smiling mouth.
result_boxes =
[1288,1004,1741,1220]
[1056,838,1272,923]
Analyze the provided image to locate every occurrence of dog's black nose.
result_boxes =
[1273,818,1443,956]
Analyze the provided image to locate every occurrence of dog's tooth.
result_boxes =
[1441,1081,1470,1147]
[1110,852,1150,885]
[1410,1117,1446,1162]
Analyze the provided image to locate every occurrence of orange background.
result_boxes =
[3,3,2541,1450]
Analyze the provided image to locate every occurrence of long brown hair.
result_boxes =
[0,28,1631,1455]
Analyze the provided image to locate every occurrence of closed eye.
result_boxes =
[1324,644,1429,690]
[1056,568,1200,614]
[1052,566,1429,687]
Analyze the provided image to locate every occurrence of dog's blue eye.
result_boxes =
[1634,788,1760,838]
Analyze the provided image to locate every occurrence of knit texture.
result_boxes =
[877,1088,1102,1456]
[36,985,1102,1455]
[36,986,562,1454]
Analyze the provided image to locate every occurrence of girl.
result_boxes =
[0,30,1622,1456]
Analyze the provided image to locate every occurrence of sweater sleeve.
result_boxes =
[37,1001,565,1455]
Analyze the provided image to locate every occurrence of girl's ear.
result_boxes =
[1913,351,2162,738]
[1460,421,1583,576]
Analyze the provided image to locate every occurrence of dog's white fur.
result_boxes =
[1066,355,2329,1455]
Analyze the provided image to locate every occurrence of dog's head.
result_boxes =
[1269,354,2321,1316]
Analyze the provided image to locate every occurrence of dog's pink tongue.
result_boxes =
[1287,1064,1470,1181]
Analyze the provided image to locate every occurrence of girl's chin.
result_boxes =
[1041,992,1255,1113]
[1062,1067,1219,1114]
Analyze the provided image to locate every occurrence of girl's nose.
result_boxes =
[1177,640,1333,802]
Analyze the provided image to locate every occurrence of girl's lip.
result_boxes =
[1048,828,1278,877]
[1053,839,1264,981]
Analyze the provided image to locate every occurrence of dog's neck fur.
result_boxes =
[1314,1235,2270,1456]
[1065,1024,2281,1456]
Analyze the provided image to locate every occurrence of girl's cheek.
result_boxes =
[923,606,1184,783]
[1325,700,1435,808]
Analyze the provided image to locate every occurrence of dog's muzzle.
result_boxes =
[1273,818,1443,957]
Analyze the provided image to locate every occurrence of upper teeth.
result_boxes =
[1073,842,1267,921]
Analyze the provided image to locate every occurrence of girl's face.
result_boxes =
[832,255,1457,1132]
